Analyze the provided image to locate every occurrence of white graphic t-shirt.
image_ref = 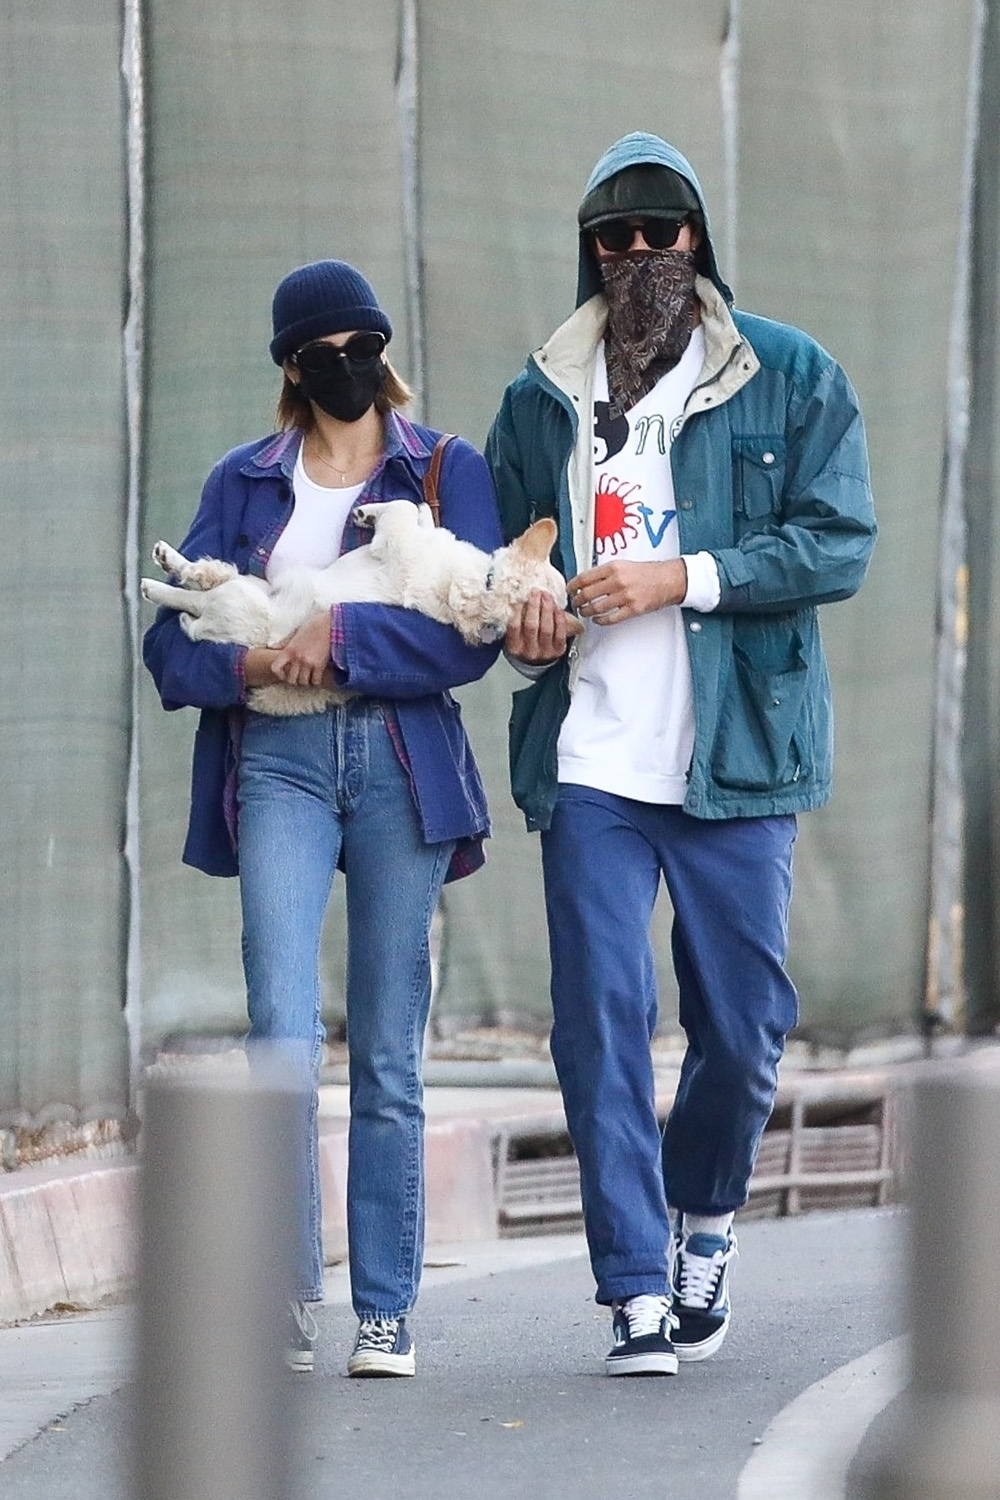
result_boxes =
[557,326,708,804]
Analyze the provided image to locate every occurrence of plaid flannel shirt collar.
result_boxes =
[249,411,432,477]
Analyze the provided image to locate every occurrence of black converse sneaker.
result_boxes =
[347,1317,416,1378]
[670,1227,738,1362]
[605,1293,678,1376]
[287,1299,318,1373]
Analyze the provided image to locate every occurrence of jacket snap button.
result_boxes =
[772,697,781,706]
[762,451,775,465]
[689,621,702,633]
[679,499,693,510]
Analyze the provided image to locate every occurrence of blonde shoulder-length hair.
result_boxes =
[275,358,413,433]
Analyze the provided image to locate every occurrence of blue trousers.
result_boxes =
[541,785,798,1305]
[237,702,453,1313]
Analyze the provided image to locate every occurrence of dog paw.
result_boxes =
[153,540,185,576]
[354,502,387,529]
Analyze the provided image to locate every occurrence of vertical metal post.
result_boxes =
[134,1067,298,1500]
[719,0,741,287]
[396,0,425,420]
[853,1057,1000,1498]
[786,1095,805,1217]
[925,0,987,1035]
[121,0,147,1107]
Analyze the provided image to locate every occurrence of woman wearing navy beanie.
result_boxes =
[144,260,504,1377]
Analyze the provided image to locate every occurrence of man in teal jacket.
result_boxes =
[486,133,876,1377]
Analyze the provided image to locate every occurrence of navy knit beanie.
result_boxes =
[269,260,393,365]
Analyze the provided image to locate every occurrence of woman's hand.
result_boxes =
[568,559,688,625]
[269,611,336,686]
[242,612,336,690]
[245,648,335,690]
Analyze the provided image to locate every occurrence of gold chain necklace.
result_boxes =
[305,434,378,486]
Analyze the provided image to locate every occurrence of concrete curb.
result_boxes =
[0,1106,524,1326]
[0,1056,930,1326]
[316,1115,500,1265]
[0,1158,139,1325]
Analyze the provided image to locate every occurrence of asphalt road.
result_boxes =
[0,1207,905,1500]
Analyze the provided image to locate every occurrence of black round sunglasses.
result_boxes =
[592,216,689,254]
[292,331,386,373]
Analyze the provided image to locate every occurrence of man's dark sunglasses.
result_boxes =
[592,216,689,253]
[292,331,386,372]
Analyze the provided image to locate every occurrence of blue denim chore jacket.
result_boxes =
[143,413,503,880]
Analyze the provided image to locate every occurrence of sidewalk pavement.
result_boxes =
[0,1052,927,1477]
[0,1232,591,1464]
[0,1084,570,1329]
[0,1044,920,1329]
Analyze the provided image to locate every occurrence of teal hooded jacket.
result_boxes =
[485,133,877,832]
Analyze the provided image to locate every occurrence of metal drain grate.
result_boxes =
[741,1090,899,1220]
[493,1086,901,1235]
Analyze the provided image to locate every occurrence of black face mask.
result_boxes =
[296,356,387,423]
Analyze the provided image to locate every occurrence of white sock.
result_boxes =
[681,1212,734,1242]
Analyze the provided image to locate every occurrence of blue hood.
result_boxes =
[576,132,733,308]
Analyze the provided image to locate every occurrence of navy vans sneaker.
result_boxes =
[347,1316,416,1378]
[670,1227,738,1362]
[605,1294,678,1376]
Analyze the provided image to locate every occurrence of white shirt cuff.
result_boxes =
[503,647,555,680]
[681,552,721,613]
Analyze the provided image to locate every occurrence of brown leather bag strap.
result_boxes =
[422,434,456,526]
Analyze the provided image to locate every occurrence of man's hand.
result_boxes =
[568,559,688,625]
[505,589,574,664]
[269,611,335,687]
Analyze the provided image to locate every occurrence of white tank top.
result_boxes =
[265,444,364,579]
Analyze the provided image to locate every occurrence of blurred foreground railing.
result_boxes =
[853,1056,1000,1499]
[134,1064,298,1500]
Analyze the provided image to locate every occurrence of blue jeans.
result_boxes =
[237,701,454,1314]
[541,785,799,1305]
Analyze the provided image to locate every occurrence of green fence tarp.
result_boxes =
[0,0,131,1123]
[2,0,993,1124]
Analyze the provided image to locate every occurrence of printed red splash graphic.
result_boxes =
[594,474,642,557]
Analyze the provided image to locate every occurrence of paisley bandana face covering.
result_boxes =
[600,249,698,417]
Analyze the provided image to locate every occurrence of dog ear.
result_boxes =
[511,517,558,561]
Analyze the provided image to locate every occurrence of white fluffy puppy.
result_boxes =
[142,499,579,715]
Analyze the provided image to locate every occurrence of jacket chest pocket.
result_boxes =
[732,435,786,521]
